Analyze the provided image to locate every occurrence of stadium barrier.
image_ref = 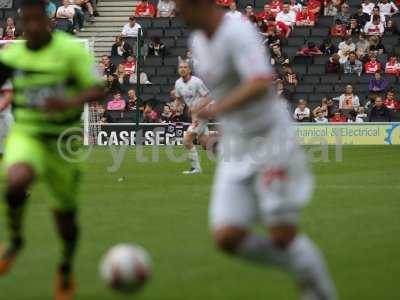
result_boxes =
[87,123,400,146]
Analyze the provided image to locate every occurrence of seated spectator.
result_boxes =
[368,35,385,56]
[107,92,126,111]
[270,44,290,65]
[351,5,370,28]
[385,55,400,75]
[330,110,347,122]
[111,35,133,59]
[276,4,296,27]
[308,0,321,15]
[1,29,16,40]
[338,36,356,64]
[45,0,57,19]
[370,6,386,24]
[129,71,151,85]
[69,0,86,32]
[100,55,116,78]
[122,17,142,38]
[378,0,399,17]
[298,42,322,56]
[105,74,122,94]
[142,102,159,123]
[343,52,363,75]
[265,28,281,48]
[160,105,173,123]
[323,0,337,16]
[357,106,368,120]
[115,64,130,85]
[56,0,75,32]
[271,0,284,15]
[74,0,95,23]
[157,0,176,17]
[326,53,342,73]
[256,4,273,22]
[281,64,298,86]
[368,96,392,121]
[257,18,269,37]
[313,97,335,118]
[1,17,17,39]
[226,2,243,20]
[123,55,136,75]
[275,79,291,99]
[314,109,329,123]
[245,4,256,19]
[348,110,364,122]
[362,0,375,15]
[126,89,138,111]
[148,36,167,57]
[331,19,347,38]
[364,54,382,73]
[338,85,361,110]
[369,71,389,92]
[319,39,338,55]
[356,33,369,59]
[289,0,302,14]
[335,3,351,25]
[384,89,400,111]
[386,18,399,34]
[135,0,156,18]
[266,17,291,39]
[347,18,362,35]
[293,99,310,122]
[364,15,385,36]
[296,6,315,26]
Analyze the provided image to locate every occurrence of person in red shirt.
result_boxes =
[384,89,400,111]
[296,6,316,26]
[267,16,291,38]
[257,4,275,22]
[330,110,347,122]
[364,55,382,74]
[385,55,400,76]
[270,0,284,14]
[331,20,347,38]
[216,0,234,7]
[1,28,16,40]
[307,0,321,15]
[135,0,156,18]
[123,55,136,75]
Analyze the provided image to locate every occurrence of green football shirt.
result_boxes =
[0,31,101,136]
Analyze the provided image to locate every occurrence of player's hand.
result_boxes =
[43,96,79,112]
[197,101,217,120]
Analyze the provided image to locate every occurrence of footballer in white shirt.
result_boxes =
[175,1,337,299]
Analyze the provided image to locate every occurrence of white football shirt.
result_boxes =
[190,16,288,138]
[0,80,12,116]
[174,75,209,109]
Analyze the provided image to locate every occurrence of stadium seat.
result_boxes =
[293,56,312,65]
[164,56,178,66]
[288,37,305,47]
[145,56,163,66]
[157,66,175,76]
[308,93,326,102]
[292,64,307,75]
[111,56,125,67]
[295,85,314,93]
[292,93,310,101]
[152,18,170,28]
[382,36,399,46]
[164,29,182,38]
[171,18,186,28]
[306,37,326,45]
[160,37,175,48]
[181,29,190,38]
[137,18,152,28]
[142,66,157,76]
[334,84,348,92]
[169,47,187,56]
[317,16,334,27]
[321,74,340,84]
[143,85,161,94]
[151,77,168,85]
[354,84,369,93]
[284,46,299,58]
[358,75,374,83]
[302,75,320,84]
[161,85,172,93]
[237,0,253,9]
[146,29,163,38]
[308,65,325,75]
[315,85,334,93]
[292,28,310,37]
[382,75,397,84]
[311,27,329,37]
[176,37,187,47]
[340,74,359,84]
[313,55,329,65]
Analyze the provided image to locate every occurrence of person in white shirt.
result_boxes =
[378,0,399,16]
[289,0,302,14]
[276,4,296,27]
[362,0,375,14]
[175,1,337,300]
[157,0,176,17]
[364,15,385,36]
[56,0,75,22]
[121,16,142,38]
[314,110,328,123]
[225,1,242,20]
[370,6,387,23]
[293,99,311,122]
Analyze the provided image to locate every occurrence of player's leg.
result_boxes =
[182,128,201,174]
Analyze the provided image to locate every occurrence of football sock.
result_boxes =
[53,211,79,275]
[188,147,201,170]
[5,189,28,251]
[236,233,337,300]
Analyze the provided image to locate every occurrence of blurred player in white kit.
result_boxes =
[175,1,337,299]
[175,61,210,174]
[0,81,14,157]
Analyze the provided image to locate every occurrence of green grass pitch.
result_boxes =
[0,146,399,300]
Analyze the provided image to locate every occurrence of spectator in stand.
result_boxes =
[298,41,323,56]
[142,102,159,123]
[271,0,284,15]
[135,0,156,18]
[245,4,256,19]
[348,110,364,122]
[290,0,302,14]
[331,19,347,38]
[160,104,173,123]
[326,53,342,73]
[313,97,336,118]
[326,97,337,118]
[314,109,329,123]
[324,0,337,16]
[1,29,16,40]
[338,36,356,64]
[157,0,176,17]
[356,33,370,59]
[281,64,298,86]
[148,36,167,57]
[362,0,376,15]
[368,35,385,55]
[385,54,400,75]
[270,44,290,65]
[75,0,95,23]
[69,1,86,32]
[378,0,399,17]
[364,15,385,36]
[45,0,57,19]
[296,6,315,26]
[343,51,363,75]
[320,38,338,55]
[347,18,362,35]
[357,106,368,120]
[335,3,351,25]
[56,0,75,32]
[293,99,311,122]
[267,17,291,38]
[226,2,243,20]
[338,85,361,110]
[276,4,296,27]
[364,54,382,73]
[2,17,17,38]
[307,0,321,16]
[352,5,371,27]
[101,55,116,78]
[216,0,234,7]
[122,16,142,38]
[111,35,133,59]
[256,4,273,22]
[384,89,400,111]
[115,64,129,85]
[123,55,136,75]
[370,6,386,24]
[368,96,392,121]
[369,71,389,93]
[126,89,138,111]
[330,110,348,122]
[386,17,399,33]
[107,92,126,111]
[265,28,281,48]
[105,74,122,94]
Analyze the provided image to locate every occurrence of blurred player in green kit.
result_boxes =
[0,1,104,299]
